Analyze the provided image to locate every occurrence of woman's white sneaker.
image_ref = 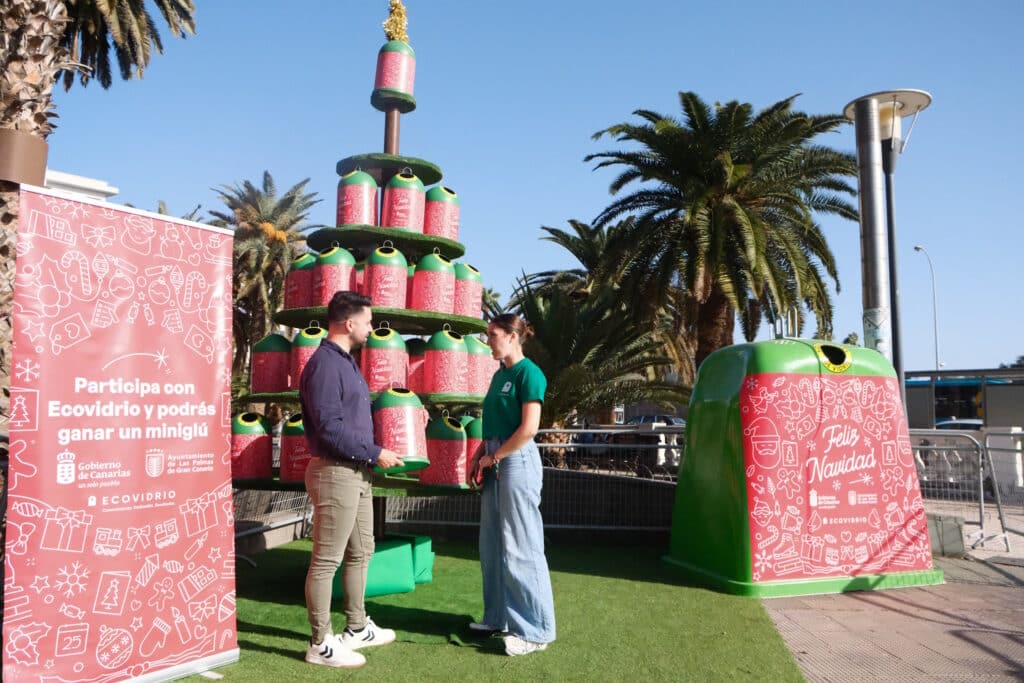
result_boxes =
[342,617,396,650]
[504,634,548,656]
[305,633,365,668]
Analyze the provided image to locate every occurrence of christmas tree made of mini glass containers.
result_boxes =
[244,3,492,486]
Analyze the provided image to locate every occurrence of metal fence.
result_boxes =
[907,429,1011,551]
[386,426,1020,551]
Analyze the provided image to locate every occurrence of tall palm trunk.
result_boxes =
[0,0,69,595]
[694,282,735,371]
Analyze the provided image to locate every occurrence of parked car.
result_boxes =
[625,415,686,427]
[934,418,984,431]
[609,415,686,476]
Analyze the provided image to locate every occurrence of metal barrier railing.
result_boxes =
[535,427,685,480]
[983,428,1024,513]
[909,429,1010,551]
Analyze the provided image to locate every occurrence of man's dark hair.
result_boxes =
[327,291,371,324]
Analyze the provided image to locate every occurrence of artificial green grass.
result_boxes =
[189,539,803,681]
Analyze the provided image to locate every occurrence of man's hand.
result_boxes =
[376,449,404,470]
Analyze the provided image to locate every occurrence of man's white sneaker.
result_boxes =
[342,617,396,650]
[305,633,365,668]
[469,621,507,635]
[504,634,548,656]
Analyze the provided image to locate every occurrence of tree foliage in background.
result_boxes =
[512,281,688,427]
[208,171,320,375]
[587,91,858,368]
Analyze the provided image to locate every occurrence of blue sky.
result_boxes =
[46,0,1023,372]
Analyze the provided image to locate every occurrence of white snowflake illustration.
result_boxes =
[832,480,842,491]
[862,436,872,448]
[856,473,873,486]
[65,202,90,220]
[805,441,816,452]
[55,561,90,598]
[15,358,40,382]
[754,551,773,573]
[744,378,758,391]
[82,223,116,249]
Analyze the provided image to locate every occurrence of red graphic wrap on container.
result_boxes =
[231,413,272,479]
[411,268,455,314]
[336,170,379,226]
[373,397,428,461]
[466,356,488,395]
[406,338,426,395]
[250,333,291,393]
[463,417,483,483]
[742,373,932,581]
[455,279,482,318]
[284,253,315,309]
[290,327,327,390]
[421,418,467,486]
[424,331,468,394]
[314,247,356,306]
[280,414,311,482]
[366,247,408,308]
[354,261,366,295]
[381,173,425,231]
[373,41,416,94]
[361,328,408,393]
[424,186,459,240]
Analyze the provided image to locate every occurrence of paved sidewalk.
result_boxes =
[765,506,1024,681]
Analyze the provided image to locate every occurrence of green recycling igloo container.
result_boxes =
[664,339,943,597]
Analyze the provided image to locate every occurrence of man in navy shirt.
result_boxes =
[299,291,403,669]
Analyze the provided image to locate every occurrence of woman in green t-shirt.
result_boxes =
[467,313,556,656]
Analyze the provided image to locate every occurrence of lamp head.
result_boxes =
[844,89,932,142]
[914,245,924,252]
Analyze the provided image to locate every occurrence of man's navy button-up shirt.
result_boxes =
[299,339,382,465]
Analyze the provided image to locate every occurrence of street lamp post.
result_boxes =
[844,90,932,408]
[914,244,940,371]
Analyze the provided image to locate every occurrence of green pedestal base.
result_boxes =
[332,536,436,599]
[662,555,945,598]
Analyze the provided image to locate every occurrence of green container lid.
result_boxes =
[426,330,466,353]
[379,39,415,57]
[232,412,269,435]
[291,253,315,271]
[339,169,378,188]
[464,417,483,439]
[386,172,425,192]
[464,335,491,356]
[426,185,459,205]
[454,262,481,282]
[293,326,327,348]
[415,252,454,274]
[426,416,466,440]
[372,387,424,411]
[282,413,304,436]
[254,333,291,352]
[369,246,408,268]
[317,246,356,266]
[366,327,408,351]
[406,338,426,357]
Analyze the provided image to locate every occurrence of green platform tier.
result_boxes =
[273,305,486,336]
[336,153,442,186]
[307,224,464,261]
[664,339,944,597]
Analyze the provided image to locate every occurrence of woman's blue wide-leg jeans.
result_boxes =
[479,439,556,643]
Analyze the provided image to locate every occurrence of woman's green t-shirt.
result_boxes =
[482,357,546,439]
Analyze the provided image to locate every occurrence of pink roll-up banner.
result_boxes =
[3,186,239,681]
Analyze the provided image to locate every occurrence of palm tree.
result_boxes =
[586,92,858,368]
[0,0,195,588]
[481,287,504,321]
[512,281,688,428]
[208,172,321,375]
